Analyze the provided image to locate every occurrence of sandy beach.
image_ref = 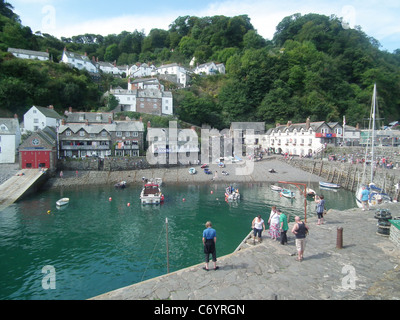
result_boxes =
[46,157,322,189]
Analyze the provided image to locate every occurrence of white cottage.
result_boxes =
[0,117,21,164]
[7,48,50,61]
[265,119,344,156]
[61,49,98,73]
[23,106,63,133]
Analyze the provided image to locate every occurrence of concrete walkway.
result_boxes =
[92,203,400,300]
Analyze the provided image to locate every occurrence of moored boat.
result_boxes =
[189,168,197,175]
[140,183,164,205]
[319,181,340,189]
[280,188,295,199]
[56,198,69,206]
[114,181,126,188]
[225,185,240,201]
[271,185,283,192]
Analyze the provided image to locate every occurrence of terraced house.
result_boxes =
[58,112,144,158]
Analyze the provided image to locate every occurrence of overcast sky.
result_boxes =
[8,0,400,52]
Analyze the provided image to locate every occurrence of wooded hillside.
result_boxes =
[1,1,399,129]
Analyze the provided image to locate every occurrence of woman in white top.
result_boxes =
[252,215,265,243]
[268,206,281,240]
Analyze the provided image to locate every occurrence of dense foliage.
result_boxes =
[1,1,399,129]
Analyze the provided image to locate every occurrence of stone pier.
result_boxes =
[92,203,400,300]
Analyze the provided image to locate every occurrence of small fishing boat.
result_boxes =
[204,168,212,175]
[114,181,126,188]
[225,186,240,201]
[306,188,316,197]
[56,198,69,206]
[319,181,341,189]
[280,188,295,199]
[140,183,164,205]
[189,168,197,175]
[222,171,229,176]
[271,185,283,192]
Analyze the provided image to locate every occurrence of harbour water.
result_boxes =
[0,182,356,300]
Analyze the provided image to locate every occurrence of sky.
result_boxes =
[8,0,400,52]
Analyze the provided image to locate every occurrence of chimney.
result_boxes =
[139,117,143,123]
[84,52,87,56]
[85,119,89,126]
[287,121,292,127]
[276,123,280,128]
[61,119,66,125]
[108,116,112,124]
[306,117,310,130]
[356,123,360,130]
[14,114,18,120]
[48,105,54,110]
[147,121,151,128]
[69,107,73,113]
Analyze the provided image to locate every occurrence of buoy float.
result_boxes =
[211,191,213,194]
[183,198,186,202]
[109,197,112,201]
[127,203,131,207]
[47,210,51,214]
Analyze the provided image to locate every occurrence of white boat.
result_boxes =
[189,168,197,175]
[140,183,164,205]
[56,198,69,206]
[271,185,283,192]
[306,188,316,197]
[155,178,163,186]
[319,181,340,189]
[355,84,392,208]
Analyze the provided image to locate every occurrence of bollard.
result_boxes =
[336,227,343,249]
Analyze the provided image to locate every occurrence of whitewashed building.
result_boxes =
[193,62,225,76]
[23,106,63,133]
[110,78,173,116]
[128,63,156,78]
[0,117,21,164]
[7,48,49,61]
[61,49,98,73]
[264,118,345,156]
[156,63,191,87]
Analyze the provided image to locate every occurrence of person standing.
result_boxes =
[315,195,326,225]
[202,221,218,271]
[268,206,281,241]
[252,215,266,244]
[361,186,370,211]
[279,209,288,245]
[291,216,309,262]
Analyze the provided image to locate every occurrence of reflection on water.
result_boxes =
[0,182,355,300]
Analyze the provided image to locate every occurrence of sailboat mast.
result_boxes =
[370,84,377,183]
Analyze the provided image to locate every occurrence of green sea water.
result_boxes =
[0,181,356,300]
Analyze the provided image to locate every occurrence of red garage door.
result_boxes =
[21,151,50,169]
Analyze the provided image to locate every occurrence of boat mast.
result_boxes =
[370,83,377,183]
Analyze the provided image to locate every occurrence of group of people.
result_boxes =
[202,197,327,269]
[251,206,289,246]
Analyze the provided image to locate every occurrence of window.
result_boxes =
[140,103,144,109]
[34,119,39,123]
[79,131,85,137]
[116,131,122,137]
[132,132,138,137]
[101,131,107,137]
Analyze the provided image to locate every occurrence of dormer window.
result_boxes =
[79,115,85,121]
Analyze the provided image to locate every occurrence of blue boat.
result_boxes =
[280,188,295,199]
